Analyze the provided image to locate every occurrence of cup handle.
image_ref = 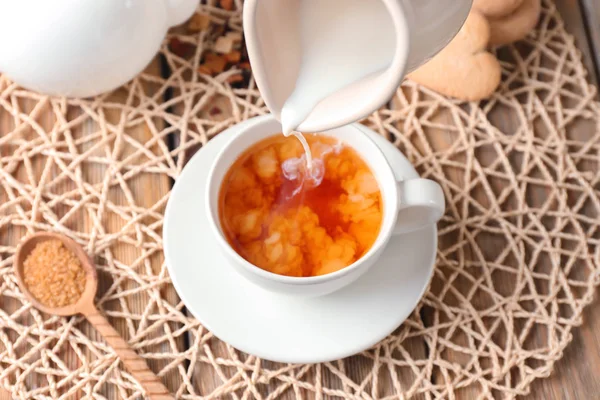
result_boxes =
[393,178,445,235]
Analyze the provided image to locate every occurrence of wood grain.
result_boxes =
[0,58,184,398]
[526,1,600,399]
[2,1,600,399]
[0,87,58,397]
[86,59,185,396]
[83,305,173,400]
[580,0,600,80]
[395,1,600,399]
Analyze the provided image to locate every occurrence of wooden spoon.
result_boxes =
[14,232,174,400]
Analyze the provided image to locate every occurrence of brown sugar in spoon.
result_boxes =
[14,232,174,400]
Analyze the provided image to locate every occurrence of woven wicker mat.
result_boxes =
[1,0,599,399]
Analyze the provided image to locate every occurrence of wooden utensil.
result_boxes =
[14,232,174,400]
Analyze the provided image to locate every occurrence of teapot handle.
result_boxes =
[401,0,472,72]
[165,0,198,27]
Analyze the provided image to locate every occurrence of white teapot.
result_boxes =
[0,0,198,98]
[244,0,473,133]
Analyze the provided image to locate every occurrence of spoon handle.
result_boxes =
[83,306,174,400]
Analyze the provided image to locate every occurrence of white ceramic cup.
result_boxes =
[206,116,445,297]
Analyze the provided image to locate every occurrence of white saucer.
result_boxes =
[163,117,437,364]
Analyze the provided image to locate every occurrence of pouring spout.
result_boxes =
[165,0,198,27]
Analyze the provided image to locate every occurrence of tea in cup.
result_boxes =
[206,117,444,297]
[219,133,382,278]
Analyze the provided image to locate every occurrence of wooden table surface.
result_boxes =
[1,1,599,399]
[526,1,600,399]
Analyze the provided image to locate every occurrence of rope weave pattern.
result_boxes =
[0,1,599,398]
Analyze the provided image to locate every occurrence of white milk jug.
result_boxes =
[243,0,472,134]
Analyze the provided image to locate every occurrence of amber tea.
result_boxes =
[219,134,383,277]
